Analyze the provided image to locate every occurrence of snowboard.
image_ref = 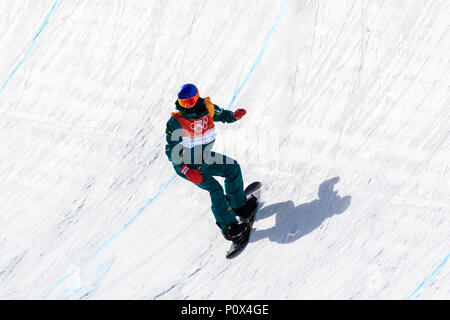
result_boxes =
[226,181,262,259]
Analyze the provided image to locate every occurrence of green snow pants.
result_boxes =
[175,152,247,230]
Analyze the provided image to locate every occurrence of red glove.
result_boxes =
[233,108,247,120]
[181,165,203,185]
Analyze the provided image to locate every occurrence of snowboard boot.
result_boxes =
[233,195,258,220]
[221,222,250,243]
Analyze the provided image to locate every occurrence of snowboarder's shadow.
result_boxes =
[250,177,351,244]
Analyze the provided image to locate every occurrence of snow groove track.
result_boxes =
[37,0,289,299]
[0,0,60,94]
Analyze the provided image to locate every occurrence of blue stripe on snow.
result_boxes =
[406,253,449,300]
[225,0,288,110]
[0,0,60,94]
[37,175,176,299]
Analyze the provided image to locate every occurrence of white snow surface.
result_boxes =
[0,0,449,300]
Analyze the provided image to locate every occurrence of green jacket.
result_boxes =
[165,97,236,173]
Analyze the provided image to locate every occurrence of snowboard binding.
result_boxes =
[226,182,262,259]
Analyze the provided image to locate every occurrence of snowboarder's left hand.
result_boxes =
[181,165,203,185]
[233,108,247,120]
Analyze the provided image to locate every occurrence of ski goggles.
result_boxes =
[178,91,199,109]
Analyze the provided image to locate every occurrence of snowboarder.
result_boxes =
[165,84,257,243]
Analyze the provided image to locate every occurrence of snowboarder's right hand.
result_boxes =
[233,108,247,120]
[181,165,203,185]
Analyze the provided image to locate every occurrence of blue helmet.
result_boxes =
[178,83,199,99]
